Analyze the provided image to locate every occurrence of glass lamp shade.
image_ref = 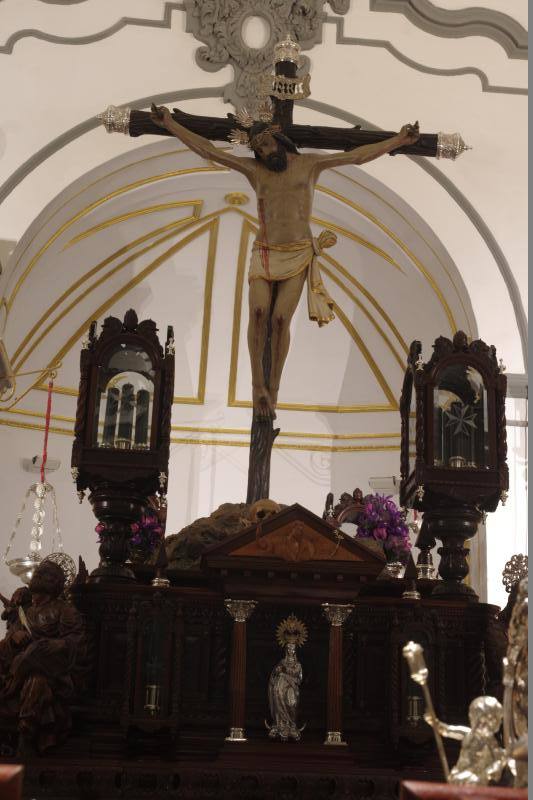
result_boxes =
[4,481,63,585]
[93,344,155,451]
[432,363,489,469]
[6,554,42,585]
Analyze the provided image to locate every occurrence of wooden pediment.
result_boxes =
[201,504,385,573]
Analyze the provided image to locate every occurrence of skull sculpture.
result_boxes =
[249,499,281,525]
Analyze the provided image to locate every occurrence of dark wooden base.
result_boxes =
[0,506,507,800]
[432,579,478,600]
[89,563,136,582]
[4,744,453,800]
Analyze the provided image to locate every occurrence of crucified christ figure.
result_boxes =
[151,104,419,420]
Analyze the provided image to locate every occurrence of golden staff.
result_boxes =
[403,641,450,780]
[18,605,33,637]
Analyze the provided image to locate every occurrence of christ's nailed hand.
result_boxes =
[150,103,172,129]
[399,121,420,145]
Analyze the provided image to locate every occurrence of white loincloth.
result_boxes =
[248,230,337,327]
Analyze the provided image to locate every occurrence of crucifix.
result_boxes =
[98,34,469,504]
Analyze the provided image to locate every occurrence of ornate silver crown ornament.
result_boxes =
[502,553,528,593]
[274,32,302,65]
[436,132,472,160]
[97,104,131,134]
[276,613,308,647]
[261,32,311,103]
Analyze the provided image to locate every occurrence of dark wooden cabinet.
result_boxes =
[0,505,506,799]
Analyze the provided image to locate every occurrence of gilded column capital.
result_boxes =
[225,599,257,623]
[322,603,354,627]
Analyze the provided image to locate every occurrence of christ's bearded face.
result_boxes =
[252,132,288,172]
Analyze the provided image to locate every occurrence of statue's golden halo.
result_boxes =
[276,614,308,648]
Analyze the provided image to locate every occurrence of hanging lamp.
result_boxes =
[3,370,74,585]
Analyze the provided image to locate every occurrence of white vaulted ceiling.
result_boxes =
[0,0,527,371]
[0,0,527,594]
[1,140,476,419]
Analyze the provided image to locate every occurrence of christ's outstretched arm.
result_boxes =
[151,104,256,179]
[313,122,420,172]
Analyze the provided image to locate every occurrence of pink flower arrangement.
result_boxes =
[355,494,412,561]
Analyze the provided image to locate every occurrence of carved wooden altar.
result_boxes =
[0,504,505,800]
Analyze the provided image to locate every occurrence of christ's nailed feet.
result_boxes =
[253,385,276,422]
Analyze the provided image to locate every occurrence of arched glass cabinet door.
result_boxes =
[432,363,489,469]
[93,343,156,450]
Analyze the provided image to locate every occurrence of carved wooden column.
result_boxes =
[322,603,353,746]
[225,599,256,742]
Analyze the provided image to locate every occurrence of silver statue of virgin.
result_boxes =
[266,614,307,742]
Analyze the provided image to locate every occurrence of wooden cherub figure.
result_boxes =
[0,561,87,754]
[425,696,506,785]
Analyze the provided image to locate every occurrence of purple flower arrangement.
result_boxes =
[96,514,164,554]
[355,494,412,562]
[130,514,164,553]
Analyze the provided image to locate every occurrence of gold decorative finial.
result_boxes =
[97,104,131,134]
[274,32,301,66]
[436,132,472,160]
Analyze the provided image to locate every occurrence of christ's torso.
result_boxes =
[249,153,318,246]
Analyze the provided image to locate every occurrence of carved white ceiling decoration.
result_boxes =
[0,1,186,56]
[183,0,351,110]
[0,1,526,96]
[369,0,527,60]
[325,16,527,95]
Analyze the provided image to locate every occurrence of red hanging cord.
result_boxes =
[40,373,55,484]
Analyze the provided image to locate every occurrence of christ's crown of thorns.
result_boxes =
[229,98,281,149]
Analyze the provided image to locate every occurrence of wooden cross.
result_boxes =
[115,60,466,160]
[99,55,467,504]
